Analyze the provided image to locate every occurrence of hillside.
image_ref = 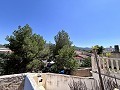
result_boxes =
[74,46,91,51]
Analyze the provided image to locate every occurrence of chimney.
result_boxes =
[114,45,119,53]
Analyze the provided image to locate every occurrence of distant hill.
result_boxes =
[82,47,92,51]
[74,46,91,51]
[74,46,115,52]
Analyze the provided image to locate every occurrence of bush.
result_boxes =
[26,59,44,72]
[80,57,91,67]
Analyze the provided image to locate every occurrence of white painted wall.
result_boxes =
[42,73,94,90]
[24,73,45,90]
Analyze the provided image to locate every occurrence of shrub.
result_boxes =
[26,59,44,72]
[80,57,91,67]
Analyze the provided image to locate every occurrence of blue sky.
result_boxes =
[0,0,120,47]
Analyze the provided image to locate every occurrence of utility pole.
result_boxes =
[93,49,104,90]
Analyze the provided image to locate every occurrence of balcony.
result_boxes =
[91,55,120,80]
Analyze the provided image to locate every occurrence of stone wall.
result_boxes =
[0,74,25,90]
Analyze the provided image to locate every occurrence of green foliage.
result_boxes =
[0,53,10,75]
[58,45,75,58]
[56,45,78,70]
[54,30,72,55]
[0,53,6,59]
[49,64,58,73]
[5,24,46,73]
[105,52,111,57]
[0,58,5,75]
[80,57,91,67]
[3,58,21,74]
[50,30,78,72]
[92,45,104,55]
[48,43,56,61]
[1,27,79,74]
[39,45,50,60]
[6,25,45,59]
[26,59,44,72]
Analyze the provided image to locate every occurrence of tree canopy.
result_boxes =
[52,30,78,72]
[92,45,104,55]
[42,30,79,73]
[54,30,72,55]
[5,24,46,73]
[0,26,79,75]
[56,45,78,70]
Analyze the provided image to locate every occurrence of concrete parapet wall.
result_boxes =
[0,73,95,90]
[24,73,45,90]
[42,73,94,90]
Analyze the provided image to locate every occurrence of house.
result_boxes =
[0,48,12,54]
[75,50,90,65]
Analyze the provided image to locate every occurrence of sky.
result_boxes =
[0,0,120,47]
